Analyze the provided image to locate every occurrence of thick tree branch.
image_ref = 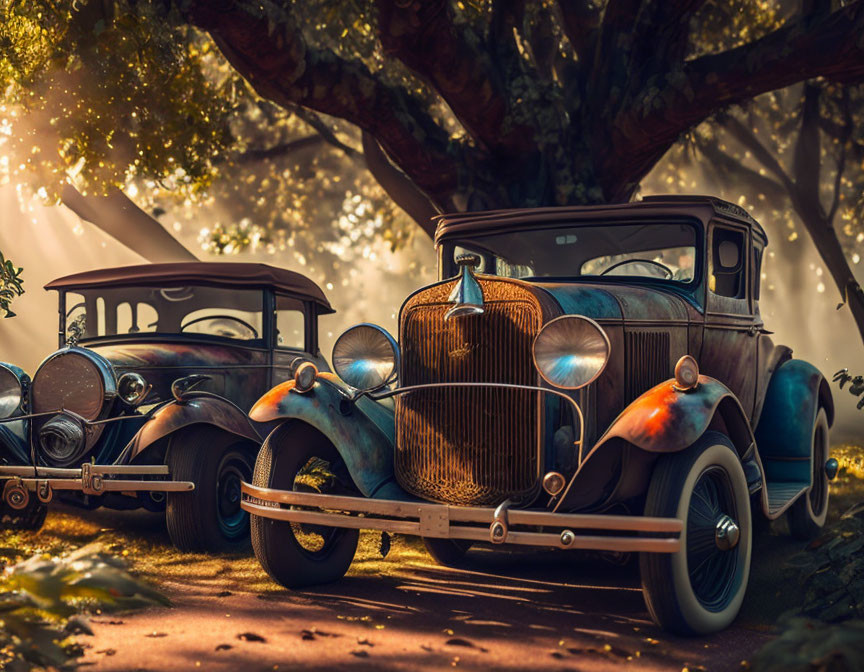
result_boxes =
[362,132,439,237]
[287,106,360,159]
[185,0,458,209]
[375,0,535,158]
[555,1,601,60]
[695,136,788,203]
[723,117,795,194]
[602,0,864,201]
[61,185,196,262]
[231,135,323,165]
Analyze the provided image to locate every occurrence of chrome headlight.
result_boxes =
[0,364,26,419]
[532,315,611,390]
[332,324,399,391]
[118,372,149,406]
[31,349,116,421]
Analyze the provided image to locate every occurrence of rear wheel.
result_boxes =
[250,422,359,589]
[166,426,255,552]
[423,538,472,566]
[640,432,752,635]
[787,408,830,540]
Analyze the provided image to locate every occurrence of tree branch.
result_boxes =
[375,0,535,157]
[231,135,323,165]
[555,1,601,60]
[602,0,864,200]
[185,0,458,209]
[60,185,197,262]
[287,106,360,159]
[695,136,788,203]
[362,132,440,237]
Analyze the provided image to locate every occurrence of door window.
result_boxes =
[710,228,746,299]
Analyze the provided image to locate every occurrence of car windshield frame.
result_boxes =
[438,217,705,294]
[58,284,282,350]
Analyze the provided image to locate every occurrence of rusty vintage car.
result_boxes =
[241,196,837,634]
[0,262,332,551]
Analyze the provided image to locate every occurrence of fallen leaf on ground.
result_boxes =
[350,650,370,658]
[146,632,167,638]
[237,632,267,643]
[215,644,232,651]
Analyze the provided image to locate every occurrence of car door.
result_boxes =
[698,220,760,418]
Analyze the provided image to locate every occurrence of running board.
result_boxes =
[764,481,807,517]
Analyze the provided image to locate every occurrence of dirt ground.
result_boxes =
[4,445,862,672]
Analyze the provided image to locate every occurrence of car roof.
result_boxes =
[45,262,335,314]
[433,195,768,244]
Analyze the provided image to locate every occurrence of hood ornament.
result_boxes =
[446,254,484,321]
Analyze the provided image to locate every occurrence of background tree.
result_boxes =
[651,81,864,343]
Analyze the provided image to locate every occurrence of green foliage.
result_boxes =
[834,369,864,411]
[0,543,167,670]
[0,0,234,200]
[0,248,24,318]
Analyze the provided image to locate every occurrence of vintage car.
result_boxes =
[241,196,837,635]
[0,262,332,551]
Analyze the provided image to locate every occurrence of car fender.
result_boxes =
[755,359,833,484]
[124,392,261,462]
[0,421,30,464]
[555,375,758,513]
[249,372,403,500]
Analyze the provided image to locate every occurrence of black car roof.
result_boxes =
[45,262,334,314]
[433,196,768,244]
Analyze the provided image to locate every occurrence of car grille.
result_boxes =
[625,331,671,400]
[396,279,558,506]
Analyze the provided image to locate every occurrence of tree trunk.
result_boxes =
[61,185,196,263]
[800,213,864,347]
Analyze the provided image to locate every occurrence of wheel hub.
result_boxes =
[714,514,740,551]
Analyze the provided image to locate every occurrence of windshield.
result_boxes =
[64,286,266,344]
[443,221,699,283]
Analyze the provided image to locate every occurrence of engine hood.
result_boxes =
[531,281,694,323]
[87,342,264,371]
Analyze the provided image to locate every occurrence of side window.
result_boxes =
[276,309,305,349]
[710,228,746,299]
[752,245,763,301]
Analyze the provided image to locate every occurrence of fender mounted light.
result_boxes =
[674,355,700,391]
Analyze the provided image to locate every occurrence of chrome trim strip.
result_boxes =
[241,483,682,553]
[366,381,586,460]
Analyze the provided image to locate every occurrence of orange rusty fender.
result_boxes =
[249,372,400,499]
[123,392,261,461]
[555,375,763,513]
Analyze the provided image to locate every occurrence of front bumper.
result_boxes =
[241,483,682,553]
[0,463,194,506]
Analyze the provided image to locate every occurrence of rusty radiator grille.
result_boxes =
[396,293,544,506]
[625,331,671,400]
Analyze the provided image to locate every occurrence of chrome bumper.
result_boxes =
[0,463,194,505]
[241,483,682,554]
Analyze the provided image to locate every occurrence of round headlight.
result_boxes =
[32,350,114,421]
[118,372,149,406]
[0,364,25,419]
[332,324,399,391]
[532,315,611,390]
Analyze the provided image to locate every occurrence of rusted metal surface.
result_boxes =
[249,372,401,499]
[90,342,269,408]
[396,277,561,506]
[756,359,832,485]
[242,482,682,553]
[123,392,261,462]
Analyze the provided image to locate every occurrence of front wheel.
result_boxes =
[165,426,255,553]
[0,498,47,531]
[250,422,359,589]
[787,408,830,540]
[423,538,472,566]
[640,432,752,635]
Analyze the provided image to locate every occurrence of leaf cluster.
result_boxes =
[0,249,24,318]
[0,542,167,670]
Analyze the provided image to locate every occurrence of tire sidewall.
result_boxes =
[671,441,751,634]
[805,408,830,527]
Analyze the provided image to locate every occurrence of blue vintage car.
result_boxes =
[0,262,332,551]
[242,197,836,635]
